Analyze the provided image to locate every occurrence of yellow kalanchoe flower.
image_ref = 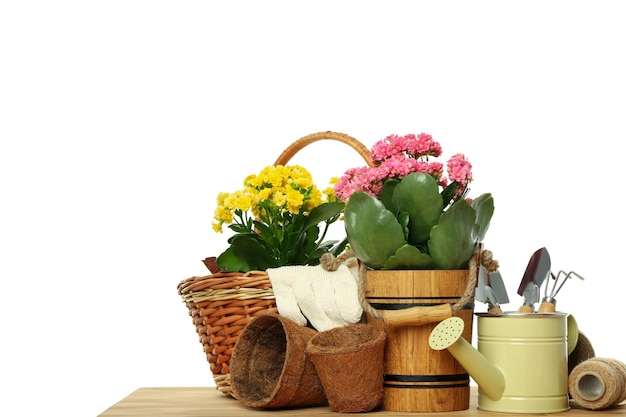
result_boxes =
[212,163,346,273]
[212,164,330,231]
[285,188,305,214]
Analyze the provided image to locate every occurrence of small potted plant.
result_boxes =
[333,132,495,413]
[212,164,347,272]
[178,132,372,398]
[334,132,494,270]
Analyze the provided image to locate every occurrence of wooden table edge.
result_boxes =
[99,386,626,416]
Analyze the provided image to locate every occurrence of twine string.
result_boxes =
[321,248,500,321]
[569,357,626,410]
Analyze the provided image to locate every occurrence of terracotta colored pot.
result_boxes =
[307,323,386,412]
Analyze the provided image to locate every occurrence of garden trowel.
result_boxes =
[489,270,509,308]
[517,247,551,312]
[476,266,509,313]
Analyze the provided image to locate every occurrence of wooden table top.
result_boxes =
[99,387,626,416]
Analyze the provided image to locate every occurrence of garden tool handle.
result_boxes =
[538,300,556,313]
[518,305,534,313]
[382,303,452,327]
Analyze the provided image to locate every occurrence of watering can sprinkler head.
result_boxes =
[428,317,506,402]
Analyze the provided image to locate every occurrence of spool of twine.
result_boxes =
[569,357,626,410]
[568,330,595,375]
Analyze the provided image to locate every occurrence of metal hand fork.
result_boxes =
[537,270,584,313]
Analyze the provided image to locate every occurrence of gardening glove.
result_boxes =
[267,262,363,332]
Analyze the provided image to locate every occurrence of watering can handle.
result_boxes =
[382,304,452,327]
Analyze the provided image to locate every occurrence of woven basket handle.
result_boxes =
[273,131,374,167]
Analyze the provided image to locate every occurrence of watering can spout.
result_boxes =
[429,317,505,402]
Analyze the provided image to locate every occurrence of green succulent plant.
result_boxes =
[344,172,494,270]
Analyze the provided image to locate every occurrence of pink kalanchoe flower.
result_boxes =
[426,162,444,180]
[334,167,367,200]
[334,166,384,200]
[371,134,405,163]
[379,154,419,179]
[447,153,473,185]
[406,133,443,158]
[446,153,473,200]
[335,132,474,204]
[425,136,443,158]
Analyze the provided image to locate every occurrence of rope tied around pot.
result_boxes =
[321,248,500,322]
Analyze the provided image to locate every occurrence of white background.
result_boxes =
[2,1,625,416]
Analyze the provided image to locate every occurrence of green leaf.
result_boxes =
[397,211,410,241]
[378,180,399,212]
[216,234,278,272]
[440,182,459,209]
[383,244,433,269]
[306,239,340,265]
[344,191,407,269]
[302,226,320,253]
[471,193,494,243]
[330,238,349,257]
[303,202,345,230]
[314,239,339,252]
[427,199,478,269]
[251,221,273,242]
[392,173,444,246]
[216,246,246,272]
[228,223,251,234]
[288,227,319,265]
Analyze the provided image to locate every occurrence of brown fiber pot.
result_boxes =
[306,323,386,413]
[230,313,327,409]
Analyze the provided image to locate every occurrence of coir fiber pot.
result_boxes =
[230,313,327,409]
[306,323,386,413]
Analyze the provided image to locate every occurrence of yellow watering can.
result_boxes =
[429,312,579,414]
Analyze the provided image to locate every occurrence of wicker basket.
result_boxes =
[177,131,373,397]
